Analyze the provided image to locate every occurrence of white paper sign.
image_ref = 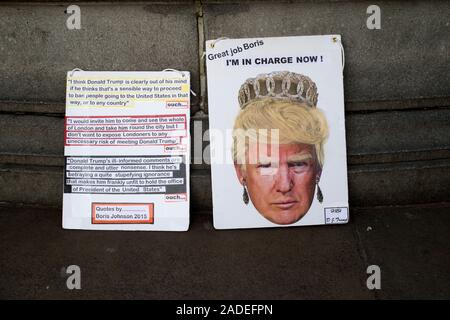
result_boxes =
[206,35,349,229]
[62,71,190,231]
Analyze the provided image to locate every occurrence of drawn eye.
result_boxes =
[290,161,311,173]
[259,165,278,177]
[290,161,307,167]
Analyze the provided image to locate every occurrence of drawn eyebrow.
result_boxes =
[256,154,275,165]
[287,153,313,163]
[256,158,272,166]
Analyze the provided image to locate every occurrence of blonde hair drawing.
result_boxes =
[232,98,329,169]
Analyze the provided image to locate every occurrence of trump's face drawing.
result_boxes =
[235,142,321,225]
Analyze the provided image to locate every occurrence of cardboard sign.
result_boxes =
[206,35,349,229]
[62,71,190,231]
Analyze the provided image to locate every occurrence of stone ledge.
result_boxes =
[0,3,200,102]
[2,108,449,163]
[2,98,448,116]
[203,1,450,102]
[1,158,449,208]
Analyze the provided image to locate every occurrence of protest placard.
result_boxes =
[63,71,190,231]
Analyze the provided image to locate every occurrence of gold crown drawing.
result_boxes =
[238,71,318,109]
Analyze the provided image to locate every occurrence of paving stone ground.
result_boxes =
[0,204,448,299]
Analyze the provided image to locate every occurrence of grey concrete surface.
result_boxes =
[203,1,450,103]
[346,109,450,158]
[0,1,449,300]
[2,158,450,212]
[0,1,449,212]
[0,154,63,167]
[0,165,213,211]
[0,164,63,206]
[354,205,450,299]
[0,100,65,115]
[0,114,64,155]
[349,159,450,206]
[3,97,449,116]
[0,204,448,299]
[2,108,449,162]
[0,4,200,106]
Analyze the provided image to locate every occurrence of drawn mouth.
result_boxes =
[272,201,297,210]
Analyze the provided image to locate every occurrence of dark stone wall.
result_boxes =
[1,1,449,209]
